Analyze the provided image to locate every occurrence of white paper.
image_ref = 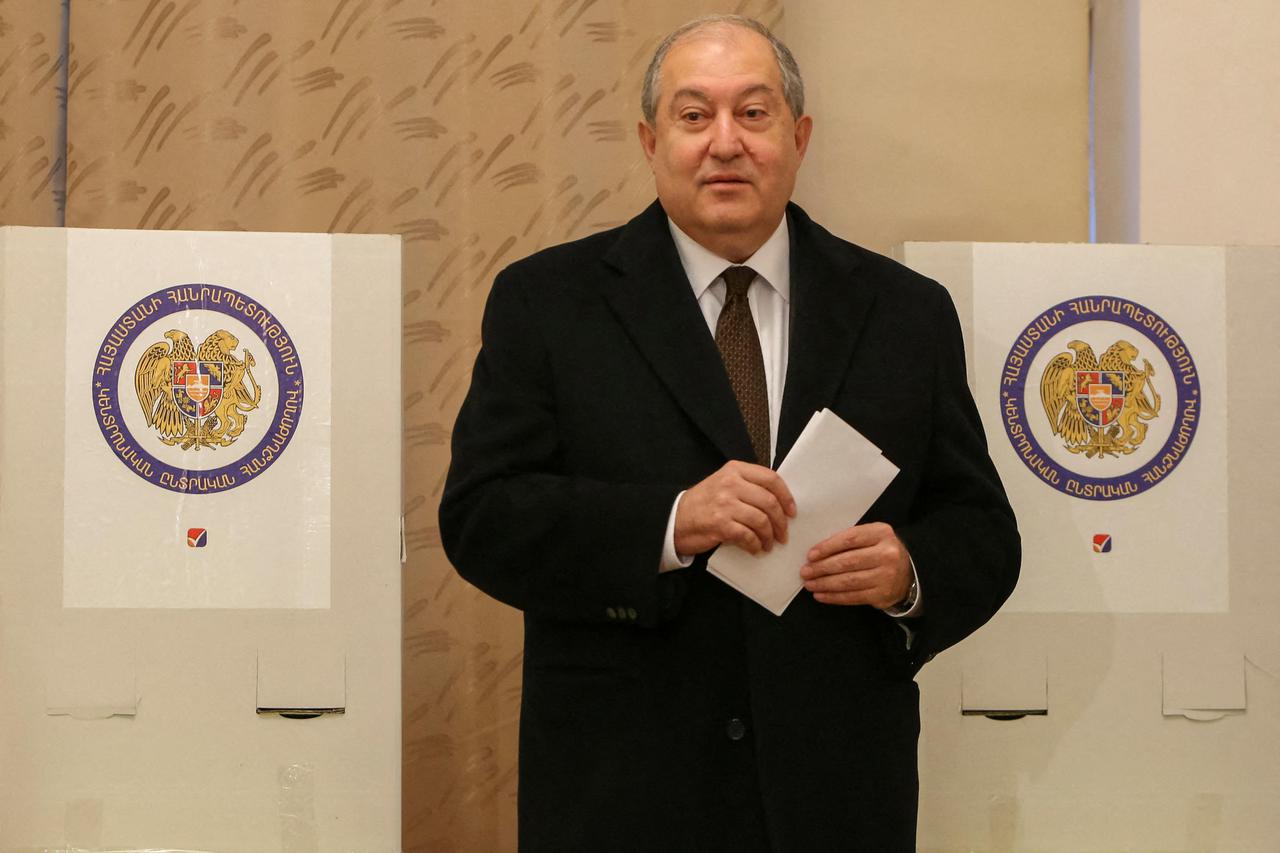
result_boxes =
[707,408,899,615]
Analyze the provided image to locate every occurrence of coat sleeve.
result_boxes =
[438,266,688,627]
[895,286,1021,670]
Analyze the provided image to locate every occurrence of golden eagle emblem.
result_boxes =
[1040,339,1161,458]
[134,329,263,450]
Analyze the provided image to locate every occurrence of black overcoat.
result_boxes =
[440,201,1020,852]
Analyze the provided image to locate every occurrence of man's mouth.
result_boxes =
[703,174,750,187]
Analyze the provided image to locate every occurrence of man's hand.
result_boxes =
[674,461,797,556]
[800,522,911,609]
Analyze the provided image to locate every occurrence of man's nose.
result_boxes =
[707,114,744,159]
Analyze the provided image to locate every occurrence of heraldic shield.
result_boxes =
[173,361,224,418]
[1075,369,1125,428]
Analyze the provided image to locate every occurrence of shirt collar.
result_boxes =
[667,215,791,302]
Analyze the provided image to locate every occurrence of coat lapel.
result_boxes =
[775,204,877,465]
[600,202,757,463]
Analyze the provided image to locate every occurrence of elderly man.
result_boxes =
[440,15,1019,852]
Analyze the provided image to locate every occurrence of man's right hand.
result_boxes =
[674,461,797,556]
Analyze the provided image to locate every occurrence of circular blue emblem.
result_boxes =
[999,295,1200,500]
[91,284,304,494]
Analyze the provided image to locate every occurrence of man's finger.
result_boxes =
[806,522,889,562]
[803,569,880,594]
[806,528,859,562]
[803,538,902,578]
[800,548,860,578]
[812,590,875,607]
[726,522,763,554]
[737,481,790,545]
[737,464,797,518]
[734,503,775,551]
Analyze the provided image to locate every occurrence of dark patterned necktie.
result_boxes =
[715,265,770,465]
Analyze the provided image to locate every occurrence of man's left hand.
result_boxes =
[800,522,911,609]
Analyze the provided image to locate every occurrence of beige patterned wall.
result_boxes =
[0,0,65,226]
[62,1,775,850]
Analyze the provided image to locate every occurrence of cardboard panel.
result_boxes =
[900,241,1280,851]
[961,653,1049,717]
[0,226,402,851]
[1162,647,1246,721]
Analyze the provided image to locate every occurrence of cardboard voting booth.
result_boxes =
[903,242,1230,615]
[895,242,1280,851]
[0,228,402,852]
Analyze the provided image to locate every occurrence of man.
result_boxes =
[440,15,1019,852]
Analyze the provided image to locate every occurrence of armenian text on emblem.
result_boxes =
[1039,339,1161,458]
[135,329,262,450]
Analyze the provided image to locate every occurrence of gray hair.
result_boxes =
[640,15,805,125]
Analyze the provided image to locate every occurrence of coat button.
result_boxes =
[726,717,747,741]
[605,607,617,620]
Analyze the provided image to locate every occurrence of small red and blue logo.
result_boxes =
[187,528,208,548]
[1092,533,1112,553]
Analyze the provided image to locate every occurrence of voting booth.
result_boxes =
[0,228,402,851]
[896,243,1280,850]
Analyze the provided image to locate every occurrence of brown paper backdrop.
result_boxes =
[0,0,66,226]
[62,1,777,850]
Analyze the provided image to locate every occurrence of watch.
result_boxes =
[888,576,918,615]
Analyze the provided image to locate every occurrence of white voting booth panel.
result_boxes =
[0,228,401,852]
[895,242,1280,852]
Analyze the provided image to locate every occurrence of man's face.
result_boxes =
[638,26,812,262]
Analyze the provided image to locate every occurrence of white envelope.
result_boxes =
[706,408,899,615]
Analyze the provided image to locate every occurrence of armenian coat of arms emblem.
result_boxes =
[1039,339,1161,458]
[134,328,262,451]
[999,294,1200,501]
[93,283,304,495]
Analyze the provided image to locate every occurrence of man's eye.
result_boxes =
[681,112,704,123]
[743,108,766,120]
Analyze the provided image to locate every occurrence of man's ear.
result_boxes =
[637,120,657,164]
[793,115,813,161]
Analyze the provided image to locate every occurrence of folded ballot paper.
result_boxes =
[707,408,899,615]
